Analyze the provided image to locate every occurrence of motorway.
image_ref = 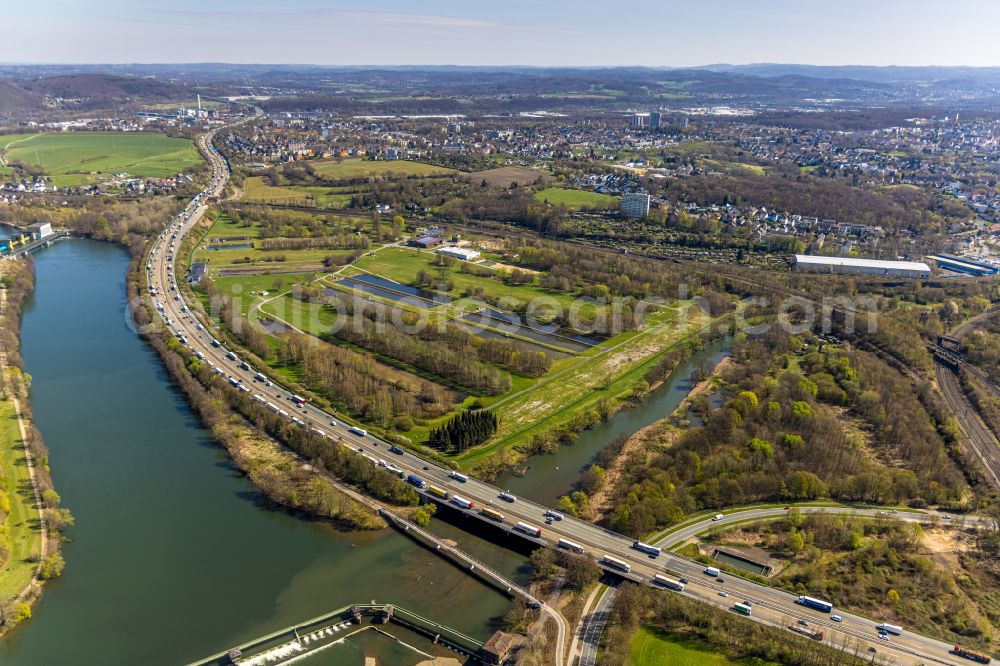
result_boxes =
[147,121,981,666]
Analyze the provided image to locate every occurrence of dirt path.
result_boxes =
[0,133,42,168]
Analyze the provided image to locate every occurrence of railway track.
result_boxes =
[936,361,1000,490]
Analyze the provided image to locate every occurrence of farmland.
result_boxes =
[535,187,619,210]
[0,131,201,186]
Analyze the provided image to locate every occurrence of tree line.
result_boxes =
[427,410,498,453]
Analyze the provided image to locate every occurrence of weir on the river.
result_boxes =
[187,602,494,666]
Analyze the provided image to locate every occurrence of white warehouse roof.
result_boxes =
[793,255,930,272]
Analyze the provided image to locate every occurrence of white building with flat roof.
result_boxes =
[620,192,650,218]
[436,246,481,261]
[793,255,931,278]
[26,222,52,239]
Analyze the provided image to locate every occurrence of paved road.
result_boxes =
[148,121,980,666]
[577,582,618,666]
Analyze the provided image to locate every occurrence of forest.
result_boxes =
[603,328,968,538]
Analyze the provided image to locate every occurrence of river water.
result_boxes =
[0,239,524,665]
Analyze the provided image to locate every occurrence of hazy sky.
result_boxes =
[6,0,1000,67]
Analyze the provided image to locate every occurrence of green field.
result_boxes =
[0,131,201,186]
[242,177,312,205]
[0,392,42,601]
[193,212,368,273]
[311,158,455,180]
[534,187,619,210]
[242,177,353,209]
[629,628,778,666]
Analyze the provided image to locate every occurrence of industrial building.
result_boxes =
[927,254,998,277]
[793,255,931,278]
[620,192,650,218]
[436,246,481,261]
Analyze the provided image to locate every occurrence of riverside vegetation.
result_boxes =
[0,260,71,634]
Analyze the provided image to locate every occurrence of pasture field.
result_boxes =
[0,131,201,186]
[534,187,619,210]
[311,158,455,180]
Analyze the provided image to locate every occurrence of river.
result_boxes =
[0,238,525,665]
[498,337,732,506]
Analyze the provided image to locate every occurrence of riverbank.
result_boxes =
[127,247,393,530]
[588,355,734,520]
[0,259,63,635]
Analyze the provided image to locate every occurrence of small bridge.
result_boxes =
[380,507,545,608]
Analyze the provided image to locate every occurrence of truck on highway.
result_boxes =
[876,623,903,636]
[632,540,662,557]
[514,521,542,538]
[254,373,266,382]
[480,507,504,523]
[544,510,563,521]
[499,491,516,503]
[349,426,367,437]
[787,624,824,641]
[652,574,685,591]
[703,567,721,577]
[733,602,752,616]
[427,485,449,499]
[600,555,631,573]
[450,495,474,509]
[226,351,238,362]
[291,394,306,406]
[797,596,834,613]
[557,538,585,554]
[449,471,469,483]
[406,474,426,489]
[952,645,992,663]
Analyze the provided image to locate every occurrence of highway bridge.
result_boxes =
[148,119,982,666]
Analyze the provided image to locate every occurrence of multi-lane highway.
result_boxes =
[146,120,981,666]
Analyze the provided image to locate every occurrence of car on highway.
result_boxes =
[831,614,842,622]
[718,591,728,597]
[877,633,889,641]
[798,619,809,626]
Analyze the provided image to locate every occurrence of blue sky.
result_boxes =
[6,0,1000,66]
